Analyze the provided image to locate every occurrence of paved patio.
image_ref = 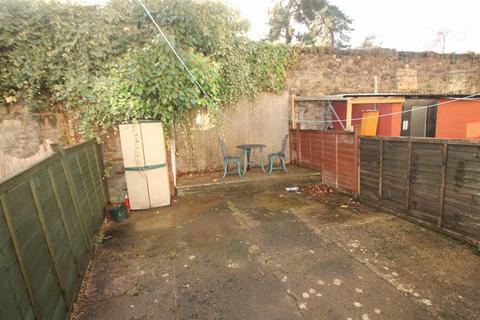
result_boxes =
[72,182,480,320]
[175,165,321,196]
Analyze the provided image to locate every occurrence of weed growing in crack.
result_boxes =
[227,200,237,212]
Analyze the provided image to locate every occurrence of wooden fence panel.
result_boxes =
[290,129,359,192]
[31,169,80,306]
[443,144,480,239]
[382,141,409,212]
[299,131,311,168]
[79,149,102,224]
[310,131,323,170]
[48,162,89,268]
[65,153,96,238]
[359,136,480,247]
[2,181,67,320]
[0,204,35,320]
[337,134,355,191]
[409,143,444,224]
[322,134,337,187]
[0,141,108,319]
[360,139,381,205]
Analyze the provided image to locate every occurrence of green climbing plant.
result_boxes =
[0,0,298,139]
[79,36,222,138]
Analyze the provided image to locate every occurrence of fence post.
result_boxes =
[353,125,360,194]
[289,129,293,165]
[335,133,338,189]
[321,131,325,185]
[308,131,312,168]
[406,140,413,212]
[296,125,301,165]
[379,139,384,201]
[438,142,448,228]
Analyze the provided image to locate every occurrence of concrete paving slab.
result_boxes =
[72,186,480,320]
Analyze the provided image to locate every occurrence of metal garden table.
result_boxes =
[236,144,266,175]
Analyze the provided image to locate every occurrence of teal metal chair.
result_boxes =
[268,135,288,174]
[219,139,243,178]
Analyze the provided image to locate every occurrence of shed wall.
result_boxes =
[436,99,480,139]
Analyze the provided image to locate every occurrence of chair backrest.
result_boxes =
[280,134,289,152]
[219,139,229,157]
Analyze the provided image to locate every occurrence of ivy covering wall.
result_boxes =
[0,0,298,137]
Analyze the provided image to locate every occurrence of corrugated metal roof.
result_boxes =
[294,95,346,101]
[341,92,480,98]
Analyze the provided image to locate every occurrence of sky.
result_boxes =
[224,0,480,53]
[77,0,480,53]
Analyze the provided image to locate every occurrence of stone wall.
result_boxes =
[288,48,480,95]
[3,48,479,197]
[0,104,66,178]
[102,48,480,199]
[295,100,333,130]
[0,105,43,159]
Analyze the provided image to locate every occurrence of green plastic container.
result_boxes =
[110,204,128,222]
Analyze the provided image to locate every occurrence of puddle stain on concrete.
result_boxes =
[254,191,313,212]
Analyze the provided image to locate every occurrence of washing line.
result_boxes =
[135,0,249,128]
[288,92,480,124]
[135,0,480,128]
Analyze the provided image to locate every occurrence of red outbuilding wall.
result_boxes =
[331,101,347,130]
[436,99,480,139]
[331,102,402,136]
[351,103,402,136]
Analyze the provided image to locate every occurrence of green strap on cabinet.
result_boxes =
[124,163,167,171]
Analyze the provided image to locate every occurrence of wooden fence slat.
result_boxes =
[379,139,384,200]
[308,131,312,168]
[61,156,92,249]
[406,141,413,211]
[92,144,107,205]
[321,131,325,185]
[73,153,96,237]
[437,143,448,228]
[296,126,301,165]
[84,149,103,222]
[335,133,338,189]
